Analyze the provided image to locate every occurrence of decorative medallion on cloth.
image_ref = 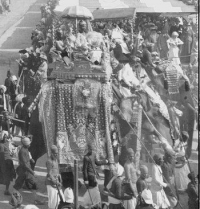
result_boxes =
[38,80,114,166]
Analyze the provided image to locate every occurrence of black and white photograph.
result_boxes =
[0,0,198,208]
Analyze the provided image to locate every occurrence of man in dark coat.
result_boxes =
[186,172,198,209]
[140,42,156,69]
[82,144,108,188]
[13,136,44,205]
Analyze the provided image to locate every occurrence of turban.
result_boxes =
[141,189,153,205]
[127,148,134,156]
[11,75,17,81]
[0,85,6,93]
[182,131,189,139]
[188,172,196,181]
[51,145,58,153]
[21,137,31,146]
[172,31,179,37]
[140,165,148,173]
[64,187,74,203]
[153,153,163,163]
[9,191,23,207]
[114,163,124,177]
[40,53,47,61]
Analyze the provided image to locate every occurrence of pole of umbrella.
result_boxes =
[74,159,78,209]
[76,18,77,34]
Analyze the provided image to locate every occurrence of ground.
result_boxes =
[0,1,198,208]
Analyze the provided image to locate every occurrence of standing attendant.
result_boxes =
[0,85,7,113]
[124,148,138,209]
[151,154,170,209]
[161,152,177,208]
[174,131,190,192]
[0,131,15,195]
[82,144,108,207]
[46,145,64,209]
[186,172,198,209]
[36,53,48,84]
[181,22,194,63]
[157,28,170,59]
[167,32,183,65]
[107,164,133,209]
[83,144,108,188]
[136,165,150,194]
[13,136,44,205]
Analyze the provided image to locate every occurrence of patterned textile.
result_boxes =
[73,79,101,116]
[165,64,179,95]
[38,80,114,166]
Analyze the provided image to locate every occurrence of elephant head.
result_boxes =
[145,65,196,158]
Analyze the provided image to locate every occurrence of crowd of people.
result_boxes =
[0,0,198,208]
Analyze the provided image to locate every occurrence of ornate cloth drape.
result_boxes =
[38,80,114,166]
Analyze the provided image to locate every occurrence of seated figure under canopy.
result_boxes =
[111,23,131,56]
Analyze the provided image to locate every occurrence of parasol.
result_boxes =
[61,6,94,20]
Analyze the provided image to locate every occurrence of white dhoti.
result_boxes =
[152,189,170,209]
[47,185,65,209]
[174,164,190,191]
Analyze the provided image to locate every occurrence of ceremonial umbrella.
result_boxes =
[61,6,94,20]
[61,6,93,33]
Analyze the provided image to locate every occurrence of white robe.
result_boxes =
[151,164,170,209]
[167,38,183,65]
[111,28,130,54]
[47,185,65,209]
[118,63,140,97]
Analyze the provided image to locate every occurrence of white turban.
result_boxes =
[113,163,124,177]
[0,85,7,93]
[64,187,74,203]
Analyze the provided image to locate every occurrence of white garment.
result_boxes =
[151,164,170,209]
[88,48,102,63]
[174,143,190,190]
[174,164,190,191]
[118,63,140,97]
[111,28,130,54]
[167,38,183,65]
[47,185,65,209]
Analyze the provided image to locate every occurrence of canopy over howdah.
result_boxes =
[92,8,136,21]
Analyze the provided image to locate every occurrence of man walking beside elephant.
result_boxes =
[13,136,44,205]
[161,152,178,209]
